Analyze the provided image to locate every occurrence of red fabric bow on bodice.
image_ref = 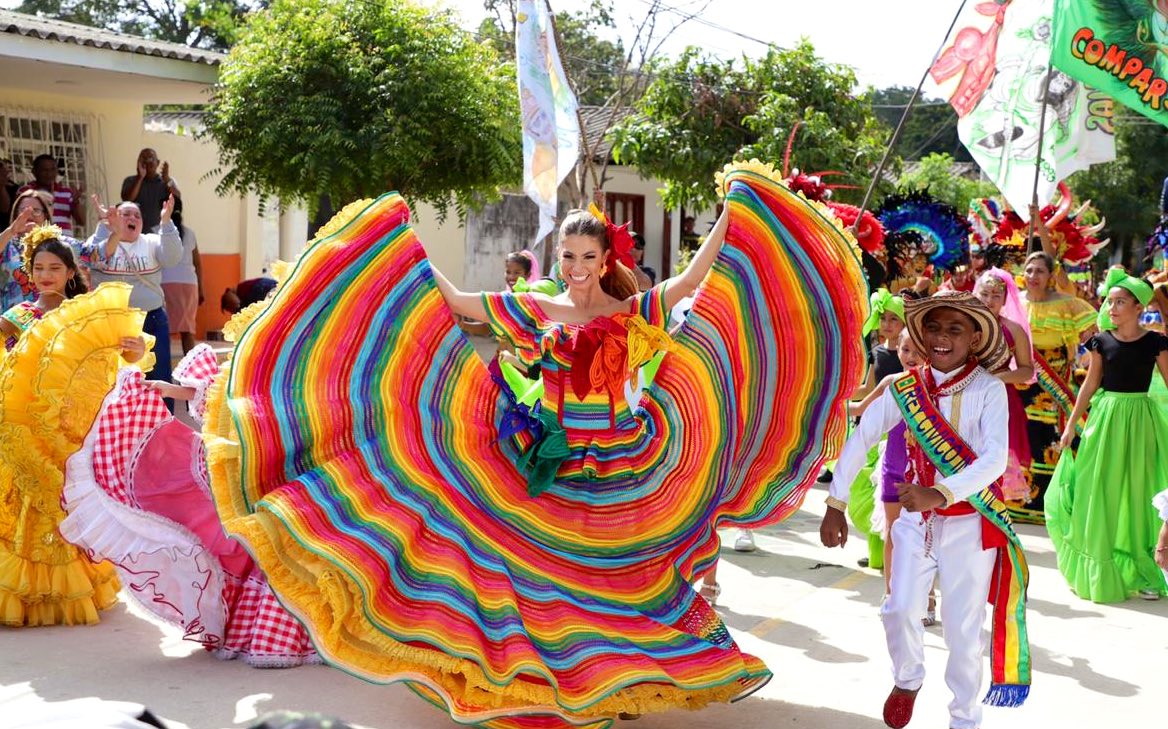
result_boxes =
[569,313,672,402]
[570,316,632,401]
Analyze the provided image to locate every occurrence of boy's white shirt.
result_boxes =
[829,366,1009,507]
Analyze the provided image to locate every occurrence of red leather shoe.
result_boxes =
[882,686,919,728]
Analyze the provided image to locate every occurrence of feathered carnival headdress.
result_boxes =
[993,183,1108,266]
[884,229,929,281]
[967,198,1012,268]
[776,122,884,259]
[586,203,636,270]
[877,192,971,272]
[21,224,65,272]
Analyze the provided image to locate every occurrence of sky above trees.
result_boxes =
[427,0,958,90]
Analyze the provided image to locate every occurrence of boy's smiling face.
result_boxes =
[921,307,981,372]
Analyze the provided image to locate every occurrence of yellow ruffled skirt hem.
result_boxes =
[0,540,120,627]
[204,369,767,726]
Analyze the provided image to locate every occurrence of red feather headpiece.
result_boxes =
[588,203,637,270]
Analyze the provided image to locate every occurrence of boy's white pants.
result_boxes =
[881,511,997,729]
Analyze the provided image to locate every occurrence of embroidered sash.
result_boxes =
[890,370,1031,707]
[1031,350,1085,434]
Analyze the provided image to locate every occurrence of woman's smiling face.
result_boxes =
[558,234,607,291]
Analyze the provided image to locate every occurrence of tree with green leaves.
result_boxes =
[204,0,522,218]
[609,40,892,211]
[14,0,256,50]
[1067,115,1168,268]
[897,153,996,212]
[871,86,969,162]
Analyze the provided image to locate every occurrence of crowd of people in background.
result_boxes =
[0,147,204,370]
[5,147,1168,729]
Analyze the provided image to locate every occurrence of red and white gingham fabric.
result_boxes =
[172,343,220,425]
[70,362,319,668]
[215,570,319,667]
[90,370,171,505]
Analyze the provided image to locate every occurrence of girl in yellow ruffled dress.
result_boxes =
[0,225,148,626]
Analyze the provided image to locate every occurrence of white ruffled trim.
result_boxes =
[1154,489,1168,522]
[172,343,219,427]
[61,369,229,643]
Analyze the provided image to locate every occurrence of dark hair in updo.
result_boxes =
[29,238,88,298]
[559,209,639,299]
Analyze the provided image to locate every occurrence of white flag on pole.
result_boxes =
[516,0,580,246]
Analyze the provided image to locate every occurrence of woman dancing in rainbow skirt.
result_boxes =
[197,161,870,728]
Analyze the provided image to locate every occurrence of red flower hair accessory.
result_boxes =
[587,203,637,270]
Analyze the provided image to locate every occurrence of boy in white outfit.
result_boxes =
[820,291,1031,729]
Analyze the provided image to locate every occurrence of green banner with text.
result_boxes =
[1051,0,1168,128]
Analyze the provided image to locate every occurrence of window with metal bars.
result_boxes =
[0,108,94,235]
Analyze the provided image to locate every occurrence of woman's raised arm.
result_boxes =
[431,263,487,321]
[661,207,728,311]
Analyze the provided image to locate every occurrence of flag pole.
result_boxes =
[543,0,593,207]
[853,0,968,236]
[1027,65,1056,253]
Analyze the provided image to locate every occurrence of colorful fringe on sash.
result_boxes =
[890,371,1031,706]
[1030,351,1083,434]
[205,163,869,727]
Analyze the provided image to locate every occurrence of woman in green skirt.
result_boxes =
[1047,268,1168,602]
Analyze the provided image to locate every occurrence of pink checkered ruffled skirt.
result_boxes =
[59,346,318,667]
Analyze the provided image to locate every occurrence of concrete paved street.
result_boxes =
[1,491,1163,728]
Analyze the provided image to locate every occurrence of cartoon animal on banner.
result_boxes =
[932,0,1116,212]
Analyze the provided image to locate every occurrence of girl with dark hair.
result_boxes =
[504,250,535,289]
[1047,269,1168,602]
[0,227,93,349]
[0,225,148,628]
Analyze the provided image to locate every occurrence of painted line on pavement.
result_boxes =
[746,569,874,638]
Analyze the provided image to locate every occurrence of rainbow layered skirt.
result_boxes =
[205,164,869,727]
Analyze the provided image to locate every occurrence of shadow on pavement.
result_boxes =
[718,607,870,665]
[636,695,891,728]
[1023,595,1104,620]
[1029,643,1139,698]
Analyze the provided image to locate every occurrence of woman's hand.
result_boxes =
[1,207,35,243]
[1058,426,1075,451]
[91,194,113,225]
[1028,204,1048,234]
[160,193,176,226]
[120,336,146,363]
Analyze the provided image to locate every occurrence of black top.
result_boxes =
[1086,331,1168,393]
[868,343,903,383]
